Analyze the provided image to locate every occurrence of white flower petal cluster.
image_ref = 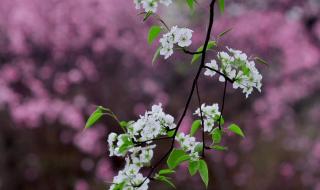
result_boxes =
[204,47,263,98]
[134,0,173,13]
[159,26,193,59]
[127,103,176,142]
[109,158,150,190]
[194,103,221,132]
[107,103,176,190]
[176,132,201,161]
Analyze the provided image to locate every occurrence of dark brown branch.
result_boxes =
[136,0,217,187]
[218,80,227,130]
[183,48,203,55]
[196,82,206,157]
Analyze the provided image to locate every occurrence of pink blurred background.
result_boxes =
[0,0,319,189]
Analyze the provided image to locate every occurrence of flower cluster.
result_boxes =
[134,0,173,13]
[159,26,193,59]
[109,158,150,190]
[176,132,202,161]
[194,103,221,132]
[204,47,263,98]
[107,104,176,189]
[127,103,176,142]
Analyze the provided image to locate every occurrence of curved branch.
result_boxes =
[196,82,206,157]
[218,80,227,130]
[183,48,203,55]
[136,1,218,187]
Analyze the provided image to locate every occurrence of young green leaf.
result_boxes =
[158,169,175,175]
[188,160,199,176]
[112,182,125,190]
[152,47,161,65]
[120,121,127,128]
[190,119,201,136]
[218,0,225,13]
[85,107,104,129]
[198,159,209,188]
[228,123,245,138]
[148,25,162,45]
[214,115,224,125]
[194,143,203,153]
[167,130,175,137]
[191,41,216,64]
[211,145,228,151]
[211,127,222,144]
[155,175,176,189]
[167,149,190,169]
[118,135,133,154]
[186,0,194,11]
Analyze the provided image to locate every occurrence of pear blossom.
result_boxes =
[109,158,150,190]
[176,132,201,161]
[142,0,158,13]
[194,103,221,132]
[204,47,263,98]
[159,26,193,59]
[107,104,175,189]
[204,60,219,77]
[133,0,174,13]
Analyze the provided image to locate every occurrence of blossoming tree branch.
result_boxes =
[85,0,265,189]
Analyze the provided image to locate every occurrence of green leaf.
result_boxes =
[211,145,228,151]
[186,0,194,11]
[158,169,175,175]
[118,135,133,154]
[167,149,190,169]
[167,130,175,137]
[188,160,199,176]
[211,127,222,144]
[152,47,161,65]
[214,115,224,125]
[155,175,176,189]
[148,25,162,45]
[190,119,201,136]
[218,28,232,38]
[228,123,245,138]
[191,41,216,64]
[85,107,104,128]
[194,143,203,153]
[120,121,127,127]
[112,182,125,190]
[218,0,225,13]
[198,159,209,188]
[143,11,153,21]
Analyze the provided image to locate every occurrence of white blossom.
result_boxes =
[107,103,175,190]
[194,103,221,132]
[159,0,172,6]
[133,0,174,13]
[159,26,193,59]
[204,60,218,77]
[175,28,193,47]
[142,0,158,13]
[204,47,263,98]
[176,132,201,161]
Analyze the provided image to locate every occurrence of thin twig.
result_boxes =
[218,80,227,130]
[203,66,235,83]
[196,82,205,157]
